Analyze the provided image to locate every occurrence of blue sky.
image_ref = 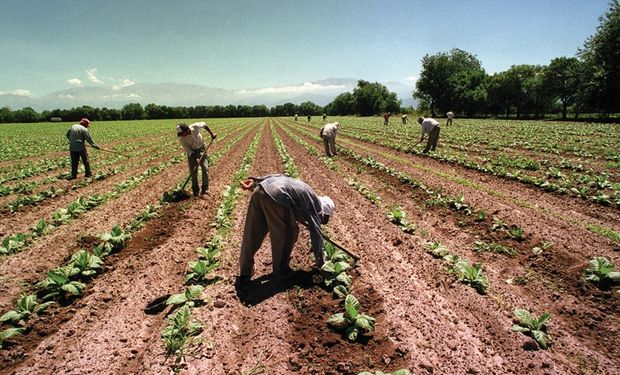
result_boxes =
[0,0,609,97]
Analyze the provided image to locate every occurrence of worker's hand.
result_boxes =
[240,178,255,190]
[211,134,217,140]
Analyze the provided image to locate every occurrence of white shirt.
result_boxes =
[447,111,454,119]
[178,122,207,155]
[321,123,339,137]
[420,118,440,135]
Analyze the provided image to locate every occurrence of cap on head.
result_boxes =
[319,195,335,216]
[334,122,340,128]
[80,118,90,127]
[176,123,189,136]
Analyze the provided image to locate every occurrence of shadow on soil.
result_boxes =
[234,269,318,306]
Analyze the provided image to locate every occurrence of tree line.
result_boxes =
[415,1,620,119]
[0,79,402,123]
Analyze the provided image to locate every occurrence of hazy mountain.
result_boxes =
[2,78,417,111]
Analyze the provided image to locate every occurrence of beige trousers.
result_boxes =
[239,188,299,277]
[323,135,337,157]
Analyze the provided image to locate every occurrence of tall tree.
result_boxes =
[543,57,583,119]
[326,92,355,115]
[121,103,145,120]
[415,48,487,116]
[579,0,620,113]
[352,80,400,116]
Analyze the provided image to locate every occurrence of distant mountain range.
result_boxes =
[0,78,416,111]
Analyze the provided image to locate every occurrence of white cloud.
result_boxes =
[6,89,34,97]
[111,79,136,91]
[86,68,103,84]
[126,93,141,98]
[67,78,82,86]
[237,82,346,95]
[59,94,74,98]
[405,76,417,84]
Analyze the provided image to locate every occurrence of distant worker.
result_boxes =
[320,122,340,157]
[66,118,99,180]
[401,114,408,124]
[322,113,327,121]
[417,116,441,154]
[383,112,391,125]
[446,111,454,126]
[177,121,217,197]
[295,114,298,121]
[307,115,311,122]
[238,174,335,281]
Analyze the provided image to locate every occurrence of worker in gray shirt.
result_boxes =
[320,122,340,157]
[238,174,335,281]
[417,116,441,153]
[65,118,99,180]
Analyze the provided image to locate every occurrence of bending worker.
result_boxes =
[66,118,99,180]
[417,116,441,153]
[238,174,335,281]
[320,121,340,157]
[177,121,216,196]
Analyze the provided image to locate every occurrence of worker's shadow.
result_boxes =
[234,269,317,306]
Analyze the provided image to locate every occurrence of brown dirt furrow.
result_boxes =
[165,118,298,374]
[0,150,179,236]
[0,135,239,311]
[1,123,260,375]
[277,120,618,374]
[0,139,179,205]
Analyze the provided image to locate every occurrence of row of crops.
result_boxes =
[0,119,258,359]
[0,117,617,374]
[275,118,619,356]
[325,117,620,209]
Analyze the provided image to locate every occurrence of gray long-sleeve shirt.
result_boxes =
[66,124,98,152]
[251,174,325,263]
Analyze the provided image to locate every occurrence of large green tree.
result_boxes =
[326,92,355,115]
[352,80,400,116]
[579,0,620,113]
[121,103,145,120]
[414,48,486,116]
[543,57,584,119]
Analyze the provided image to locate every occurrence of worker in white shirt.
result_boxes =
[177,122,216,196]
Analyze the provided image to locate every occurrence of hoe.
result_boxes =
[162,138,214,202]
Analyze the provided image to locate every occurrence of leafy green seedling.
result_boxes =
[0,233,29,255]
[0,327,24,349]
[32,219,55,237]
[166,285,205,307]
[531,241,553,255]
[511,309,551,349]
[69,250,103,278]
[321,259,353,293]
[584,257,620,286]
[453,261,489,294]
[100,224,131,252]
[161,304,204,365]
[184,260,220,284]
[0,294,55,325]
[327,294,376,341]
[37,266,87,301]
[425,241,451,258]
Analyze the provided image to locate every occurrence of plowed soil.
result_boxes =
[0,119,618,375]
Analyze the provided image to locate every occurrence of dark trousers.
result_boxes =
[239,188,299,277]
[423,126,440,153]
[188,149,208,195]
[70,149,91,177]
